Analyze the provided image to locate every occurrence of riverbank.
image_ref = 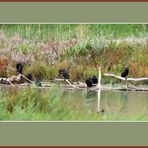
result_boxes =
[0,24,148,85]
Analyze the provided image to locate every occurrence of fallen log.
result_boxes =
[0,78,14,86]
[2,66,33,84]
[0,80,148,91]
[54,78,79,88]
[104,73,148,81]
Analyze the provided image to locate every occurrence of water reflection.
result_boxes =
[1,85,148,116]
[100,90,148,115]
[84,89,97,101]
[60,89,148,116]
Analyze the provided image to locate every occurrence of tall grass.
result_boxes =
[0,24,147,41]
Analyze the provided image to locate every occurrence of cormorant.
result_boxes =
[58,69,69,79]
[26,73,32,80]
[85,78,93,87]
[121,66,129,78]
[85,75,98,87]
[91,76,98,84]
[16,62,23,74]
[26,73,32,83]
[16,62,33,83]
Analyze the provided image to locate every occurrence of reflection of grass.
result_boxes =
[0,87,147,121]
[0,87,101,121]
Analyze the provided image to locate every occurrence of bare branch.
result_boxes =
[104,73,148,81]
[54,78,79,88]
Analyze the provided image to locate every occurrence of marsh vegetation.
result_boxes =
[0,24,148,121]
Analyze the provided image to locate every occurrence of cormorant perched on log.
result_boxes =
[16,62,33,83]
[85,78,93,87]
[91,76,98,84]
[26,73,32,80]
[121,66,129,78]
[26,73,32,83]
[58,69,69,79]
[16,62,23,74]
[85,76,98,87]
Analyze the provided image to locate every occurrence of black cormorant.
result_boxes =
[85,78,93,87]
[16,62,23,74]
[26,73,32,80]
[121,66,129,78]
[58,69,69,79]
[91,76,98,84]
[26,73,32,83]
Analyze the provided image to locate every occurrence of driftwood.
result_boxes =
[103,73,148,91]
[112,87,148,91]
[0,74,32,86]
[0,78,14,86]
[0,79,148,91]
[97,67,102,90]
[54,78,79,88]
[104,73,148,81]
[0,65,148,92]
[3,66,33,84]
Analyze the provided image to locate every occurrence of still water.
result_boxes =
[61,89,148,116]
[1,85,148,117]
